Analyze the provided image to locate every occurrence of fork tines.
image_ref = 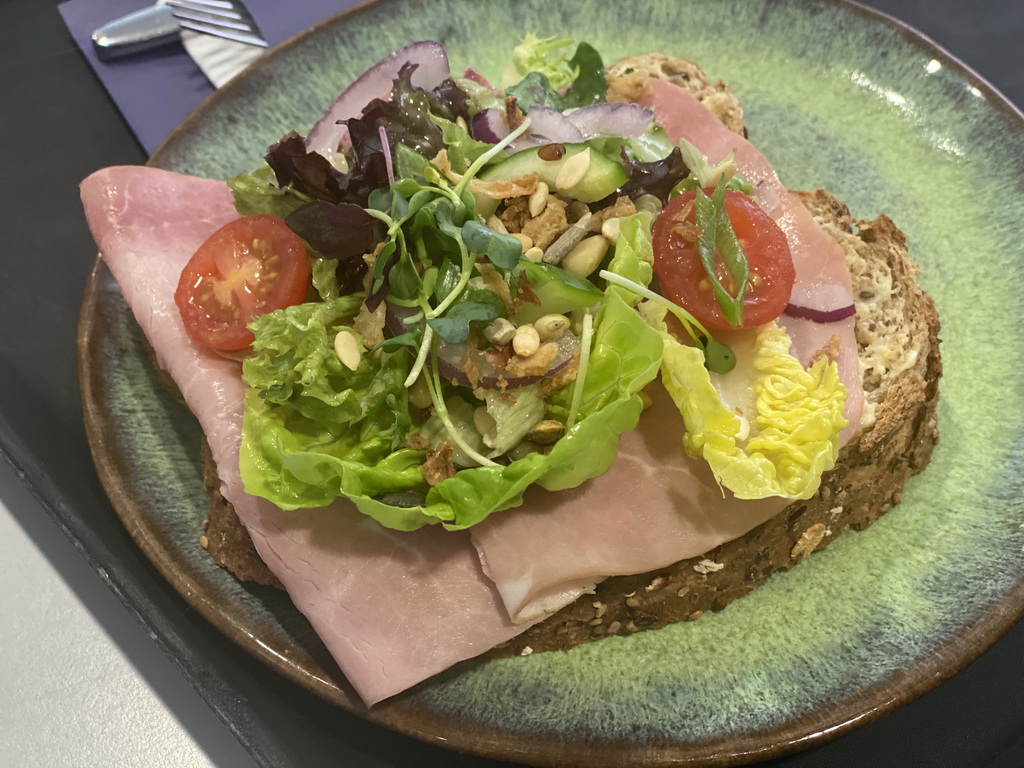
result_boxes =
[166,0,267,47]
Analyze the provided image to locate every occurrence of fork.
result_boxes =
[92,0,267,60]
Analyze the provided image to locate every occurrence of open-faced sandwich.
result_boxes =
[79,36,940,706]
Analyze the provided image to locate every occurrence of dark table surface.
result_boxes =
[1,1,1022,766]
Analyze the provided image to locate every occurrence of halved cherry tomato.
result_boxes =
[175,215,310,351]
[652,188,795,330]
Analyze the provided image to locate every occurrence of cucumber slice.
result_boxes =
[513,260,603,324]
[479,143,627,204]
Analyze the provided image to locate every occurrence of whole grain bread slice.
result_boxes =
[485,54,941,655]
[488,190,941,656]
[199,53,941,657]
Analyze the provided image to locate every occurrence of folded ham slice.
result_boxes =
[472,386,788,622]
[640,77,864,433]
[80,166,534,706]
[472,79,864,623]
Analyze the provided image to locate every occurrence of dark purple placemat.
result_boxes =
[58,0,359,153]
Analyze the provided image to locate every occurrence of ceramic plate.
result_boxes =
[78,0,1024,765]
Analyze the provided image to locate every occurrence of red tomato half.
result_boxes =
[652,189,795,330]
[175,215,310,351]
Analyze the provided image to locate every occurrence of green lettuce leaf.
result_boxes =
[546,212,662,422]
[501,33,579,90]
[424,386,645,529]
[502,36,606,110]
[239,297,423,516]
[605,211,653,304]
[311,257,340,300]
[453,76,504,115]
[228,165,311,219]
[238,218,665,530]
[642,304,848,500]
[482,384,546,457]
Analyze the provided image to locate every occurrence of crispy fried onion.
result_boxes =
[432,149,539,199]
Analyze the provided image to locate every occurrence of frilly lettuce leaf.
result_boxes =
[239,297,432,528]
[502,36,606,110]
[642,303,848,500]
[502,34,579,90]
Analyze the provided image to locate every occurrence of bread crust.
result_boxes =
[201,440,282,588]
[196,52,941,660]
[607,53,745,135]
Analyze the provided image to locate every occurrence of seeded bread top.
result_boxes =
[607,53,745,135]
[797,190,940,448]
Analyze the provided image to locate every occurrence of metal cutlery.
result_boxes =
[92,0,267,60]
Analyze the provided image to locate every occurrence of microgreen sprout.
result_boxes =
[403,323,434,387]
[693,179,747,327]
[397,117,536,389]
[424,347,498,467]
[565,309,595,429]
[379,125,395,184]
[452,116,533,203]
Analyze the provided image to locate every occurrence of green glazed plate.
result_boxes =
[78,0,1024,765]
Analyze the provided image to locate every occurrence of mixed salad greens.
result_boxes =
[183,35,848,531]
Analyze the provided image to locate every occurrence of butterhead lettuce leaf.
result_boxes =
[642,302,848,500]
[238,217,663,531]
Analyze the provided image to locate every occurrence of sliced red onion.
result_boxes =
[564,102,654,139]
[511,107,584,151]
[471,103,653,155]
[305,41,450,163]
[436,331,580,389]
[471,109,507,144]
[783,303,857,323]
[471,107,585,153]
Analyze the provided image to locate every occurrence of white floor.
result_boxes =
[0,459,258,768]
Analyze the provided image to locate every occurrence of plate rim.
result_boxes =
[76,0,1024,765]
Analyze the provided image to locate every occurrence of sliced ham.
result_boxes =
[80,166,533,705]
[472,79,865,621]
[640,77,864,433]
[79,71,869,700]
[472,386,788,622]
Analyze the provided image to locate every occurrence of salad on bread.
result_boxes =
[80,34,934,708]
[173,36,852,532]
